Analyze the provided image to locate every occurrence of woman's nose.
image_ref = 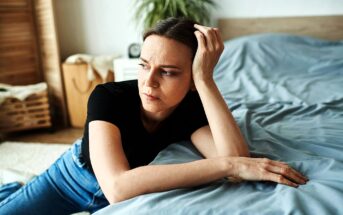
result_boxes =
[145,68,159,88]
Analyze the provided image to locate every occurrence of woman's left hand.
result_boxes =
[192,24,224,82]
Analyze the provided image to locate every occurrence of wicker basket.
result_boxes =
[0,91,52,133]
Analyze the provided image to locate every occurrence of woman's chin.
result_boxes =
[141,103,163,113]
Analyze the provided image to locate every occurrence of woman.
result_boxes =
[0,17,308,214]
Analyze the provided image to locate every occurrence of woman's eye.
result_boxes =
[160,70,174,76]
[138,63,148,70]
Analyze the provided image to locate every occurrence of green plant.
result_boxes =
[133,0,216,31]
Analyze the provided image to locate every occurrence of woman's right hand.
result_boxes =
[225,157,308,187]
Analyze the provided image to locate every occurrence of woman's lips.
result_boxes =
[143,93,159,101]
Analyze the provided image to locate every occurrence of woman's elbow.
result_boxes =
[233,143,250,157]
[241,145,251,157]
[107,194,125,205]
[106,175,137,204]
[104,179,126,205]
[102,177,126,204]
[235,148,250,157]
[107,194,121,205]
[241,150,250,157]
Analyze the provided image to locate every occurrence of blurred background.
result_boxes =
[0,0,342,142]
[55,0,343,59]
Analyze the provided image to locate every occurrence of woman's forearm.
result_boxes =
[194,78,250,157]
[112,157,229,203]
[192,24,249,157]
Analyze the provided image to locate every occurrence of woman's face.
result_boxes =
[138,35,193,121]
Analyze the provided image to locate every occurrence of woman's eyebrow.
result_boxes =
[139,57,149,63]
[140,57,182,70]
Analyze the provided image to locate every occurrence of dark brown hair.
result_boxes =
[143,17,198,59]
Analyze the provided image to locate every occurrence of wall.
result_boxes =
[211,0,343,19]
[54,0,343,60]
[54,0,141,60]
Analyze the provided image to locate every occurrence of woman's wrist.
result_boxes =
[192,69,214,83]
[223,157,234,175]
[193,75,216,89]
[216,157,235,178]
[222,157,243,182]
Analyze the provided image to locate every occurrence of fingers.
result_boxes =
[194,24,223,52]
[213,28,223,46]
[227,157,309,189]
[194,31,206,50]
[266,163,307,185]
[278,161,308,182]
[267,172,300,188]
[258,158,308,187]
[192,24,224,81]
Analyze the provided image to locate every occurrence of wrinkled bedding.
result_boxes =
[95,34,343,215]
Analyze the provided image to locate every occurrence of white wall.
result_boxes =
[54,0,343,60]
[54,0,142,60]
[211,0,343,19]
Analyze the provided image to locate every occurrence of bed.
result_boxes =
[94,16,343,215]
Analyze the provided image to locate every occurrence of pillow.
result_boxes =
[214,33,343,105]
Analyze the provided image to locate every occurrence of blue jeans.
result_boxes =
[0,139,109,214]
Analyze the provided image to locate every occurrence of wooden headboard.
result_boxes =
[218,15,343,41]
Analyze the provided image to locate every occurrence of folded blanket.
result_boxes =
[0,82,47,105]
[65,54,120,82]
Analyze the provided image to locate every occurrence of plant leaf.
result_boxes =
[133,0,216,30]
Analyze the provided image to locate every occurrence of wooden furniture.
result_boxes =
[0,90,51,133]
[218,15,343,41]
[0,0,68,128]
[113,58,140,82]
[62,63,114,128]
[34,0,68,128]
[0,0,42,84]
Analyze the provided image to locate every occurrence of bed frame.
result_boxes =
[218,15,343,41]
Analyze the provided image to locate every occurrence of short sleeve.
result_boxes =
[86,84,123,126]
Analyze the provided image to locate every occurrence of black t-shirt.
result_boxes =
[81,80,208,171]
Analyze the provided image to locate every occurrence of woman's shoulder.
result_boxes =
[98,80,138,94]
[87,80,139,117]
[91,80,138,98]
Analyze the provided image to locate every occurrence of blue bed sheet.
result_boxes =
[95,34,343,215]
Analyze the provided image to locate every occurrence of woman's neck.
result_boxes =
[140,106,175,133]
[141,112,162,133]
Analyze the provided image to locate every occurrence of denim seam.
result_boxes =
[46,163,82,210]
[0,175,38,208]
